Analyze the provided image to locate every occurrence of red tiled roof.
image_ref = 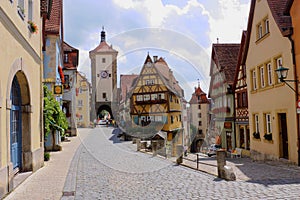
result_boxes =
[189,86,209,104]
[90,41,117,53]
[63,41,78,52]
[120,74,139,102]
[154,57,184,97]
[45,0,61,34]
[212,43,240,84]
[267,0,292,36]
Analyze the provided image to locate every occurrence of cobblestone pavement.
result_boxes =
[67,127,300,200]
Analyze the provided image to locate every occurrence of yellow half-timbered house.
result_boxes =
[130,54,184,157]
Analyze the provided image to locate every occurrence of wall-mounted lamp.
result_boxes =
[275,66,298,94]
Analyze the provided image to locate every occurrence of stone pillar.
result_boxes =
[152,141,157,156]
[216,149,226,178]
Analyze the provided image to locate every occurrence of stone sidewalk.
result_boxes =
[181,153,300,182]
[4,129,90,200]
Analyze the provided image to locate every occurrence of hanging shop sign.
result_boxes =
[53,85,63,95]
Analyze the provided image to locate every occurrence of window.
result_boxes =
[265,113,272,133]
[254,114,259,133]
[78,100,83,107]
[242,92,248,107]
[260,66,265,88]
[257,24,263,39]
[198,104,201,109]
[18,0,25,19]
[267,62,272,85]
[143,94,150,101]
[136,95,143,101]
[158,93,165,100]
[151,94,157,100]
[102,93,106,99]
[198,113,202,118]
[145,79,154,85]
[170,94,173,102]
[252,70,257,90]
[276,57,283,82]
[264,19,269,34]
[64,54,68,63]
[199,121,202,126]
[179,115,181,122]
[28,0,33,21]
[171,116,174,124]
[102,58,106,63]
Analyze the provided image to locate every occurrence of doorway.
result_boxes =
[10,76,22,171]
[278,113,288,159]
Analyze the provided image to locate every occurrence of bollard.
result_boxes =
[176,145,184,164]
[152,141,157,156]
[136,139,141,151]
[216,149,226,178]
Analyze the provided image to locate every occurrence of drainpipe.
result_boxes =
[288,35,300,166]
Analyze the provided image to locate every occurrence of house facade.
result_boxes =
[43,0,66,150]
[0,0,44,197]
[62,42,79,136]
[245,0,298,164]
[208,44,240,151]
[129,55,184,157]
[189,84,210,153]
[76,72,91,128]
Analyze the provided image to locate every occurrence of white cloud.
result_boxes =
[207,0,250,44]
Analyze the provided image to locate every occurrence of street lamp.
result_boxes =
[275,65,300,166]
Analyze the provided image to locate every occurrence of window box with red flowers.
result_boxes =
[28,21,38,34]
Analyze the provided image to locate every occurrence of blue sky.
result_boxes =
[63,0,250,101]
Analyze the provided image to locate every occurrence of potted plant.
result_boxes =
[28,21,38,34]
[264,133,272,141]
[253,132,260,139]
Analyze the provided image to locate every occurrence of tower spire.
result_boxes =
[101,26,106,42]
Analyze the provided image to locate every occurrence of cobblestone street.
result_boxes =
[64,127,300,200]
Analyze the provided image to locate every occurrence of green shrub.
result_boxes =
[44,152,50,161]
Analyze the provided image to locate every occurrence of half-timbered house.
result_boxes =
[129,54,184,157]
[208,43,240,151]
[233,31,250,156]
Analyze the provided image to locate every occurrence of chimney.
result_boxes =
[153,56,158,62]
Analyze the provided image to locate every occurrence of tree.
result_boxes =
[43,85,68,138]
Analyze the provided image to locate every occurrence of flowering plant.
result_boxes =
[28,21,38,34]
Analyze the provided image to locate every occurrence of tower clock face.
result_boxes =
[101,71,108,78]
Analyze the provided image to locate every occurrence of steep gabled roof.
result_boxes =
[211,43,240,84]
[45,0,62,35]
[154,57,184,97]
[129,54,184,98]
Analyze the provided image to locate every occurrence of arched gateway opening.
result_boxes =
[97,104,113,120]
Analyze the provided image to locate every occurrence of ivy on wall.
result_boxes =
[43,85,68,138]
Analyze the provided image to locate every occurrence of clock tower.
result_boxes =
[89,27,118,120]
